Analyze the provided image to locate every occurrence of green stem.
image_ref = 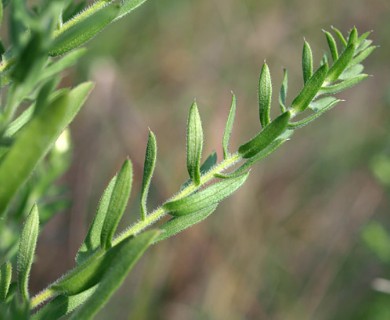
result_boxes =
[30,152,242,310]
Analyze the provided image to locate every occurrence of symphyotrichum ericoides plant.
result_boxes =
[0,0,376,318]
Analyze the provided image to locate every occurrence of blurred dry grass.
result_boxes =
[32,0,390,319]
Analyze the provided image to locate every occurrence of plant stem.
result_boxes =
[30,152,242,310]
[113,152,242,245]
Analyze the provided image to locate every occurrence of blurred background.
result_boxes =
[32,0,390,319]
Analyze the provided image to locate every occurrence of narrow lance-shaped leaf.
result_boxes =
[100,159,133,250]
[164,172,249,216]
[279,68,288,112]
[32,286,97,320]
[0,82,93,216]
[323,29,339,61]
[326,43,355,82]
[76,175,117,264]
[331,26,347,48]
[69,230,160,320]
[39,48,86,81]
[186,102,203,185]
[291,63,328,114]
[339,64,364,80]
[17,205,39,301]
[115,0,148,21]
[0,262,12,302]
[234,130,293,177]
[140,130,157,220]
[350,45,376,67]
[52,251,111,295]
[50,3,120,56]
[319,74,369,95]
[356,39,372,54]
[321,53,329,66]
[155,204,218,243]
[309,96,338,112]
[53,231,150,296]
[288,99,341,129]
[222,93,236,159]
[238,111,290,159]
[258,62,272,127]
[347,27,358,46]
[302,40,313,84]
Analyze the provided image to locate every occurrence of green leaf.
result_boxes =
[40,48,86,81]
[302,40,313,84]
[9,296,29,320]
[76,176,117,265]
[309,96,338,112]
[155,204,218,243]
[258,62,272,127]
[164,173,249,216]
[115,0,148,21]
[0,262,12,302]
[229,130,293,177]
[319,74,368,95]
[323,29,338,61]
[222,93,236,159]
[339,63,364,80]
[186,102,203,185]
[350,45,376,67]
[326,43,355,82]
[180,152,217,190]
[49,3,120,56]
[0,82,93,216]
[69,230,160,320]
[3,105,34,137]
[356,39,372,54]
[288,99,341,129]
[331,26,347,48]
[291,63,328,114]
[52,252,109,295]
[11,31,47,83]
[279,68,288,112]
[238,111,290,159]
[347,27,358,46]
[357,31,372,46]
[17,205,39,301]
[100,159,133,250]
[140,130,157,220]
[201,151,217,173]
[31,286,97,320]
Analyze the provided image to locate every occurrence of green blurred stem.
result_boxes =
[30,152,242,310]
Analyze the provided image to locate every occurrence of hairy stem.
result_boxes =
[30,152,242,309]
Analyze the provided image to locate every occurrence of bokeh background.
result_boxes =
[32,0,390,319]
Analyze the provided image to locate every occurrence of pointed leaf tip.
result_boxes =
[258,62,272,127]
[140,130,157,220]
[302,40,313,84]
[17,205,39,301]
[186,102,203,185]
[222,93,236,159]
[100,159,133,250]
